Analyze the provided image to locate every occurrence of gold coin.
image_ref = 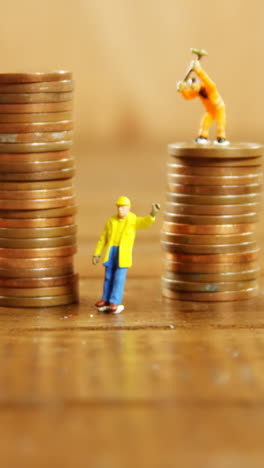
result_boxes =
[0,235,76,249]
[0,158,74,172]
[0,225,76,238]
[167,182,262,195]
[162,276,257,292]
[164,211,259,225]
[0,80,74,93]
[0,121,73,134]
[0,186,74,199]
[0,102,72,113]
[165,201,261,216]
[161,231,256,245]
[162,287,258,302]
[0,283,78,297]
[0,264,74,278]
[0,216,75,228]
[0,167,75,181]
[0,293,78,307]
[0,205,77,219]
[168,142,263,158]
[0,141,72,154]
[166,192,262,205]
[162,250,259,264]
[167,163,262,176]
[0,92,73,104]
[0,131,73,144]
[161,240,257,254]
[0,71,73,84]
[168,173,262,186]
[0,112,72,123]
[164,260,259,273]
[0,245,77,258]
[0,179,72,190]
[0,197,76,210]
[0,273,78,288]
[168,156,263,167]
[163,270,260,282]
[162,221,258,235]
[0,256,74,268]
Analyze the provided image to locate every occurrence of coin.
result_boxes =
[0,80,74,93]
[167,163,262,176]
[0,158,74,173]
[0,92,73,104]
[0,235,76,248]
[0,273,78,288]
[0,264,74,278]
[163,259,259,273]
[0,205,77,218]
[0,293,78,307]
[0,71,73,84]
[168,156,263,167]
[162,276,257,292]
[162,250,259,263]
[0,141,72,154]
[167,182,262,195]
[0,197,76,210]
[0,283,78,297]
[0,216,75,228]
[0,168,75,181]
[0,112,72,123]
[0,256,74,268]
[162,222,257,235]
[168,173,262,186]
[0,149,72,163]
[0,121,73,133]
[164,212,259,225]
[0,225,76,238]
[0,102,72,113]
[168,142,263,158]
[0,179,72,190]
[0,131,73,144]
[163,270,260,282]
[0,187,74,199]
[0,245,77,258]
[161,231,256,245]
[165,202,261,216]
[162,288,258,302]
[161,240,257,254]
[166,192,262,205]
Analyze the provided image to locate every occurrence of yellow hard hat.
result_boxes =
[116,196,131,206]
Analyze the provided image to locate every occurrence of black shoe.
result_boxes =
[214,138,230,146]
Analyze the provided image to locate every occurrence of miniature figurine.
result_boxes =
[92,196,160,314]
[177,48,229,146]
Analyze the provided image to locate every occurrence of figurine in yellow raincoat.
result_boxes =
[177,59,229,145]
[92,196,160,313]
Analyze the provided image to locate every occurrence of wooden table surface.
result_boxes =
[1,145,264,467]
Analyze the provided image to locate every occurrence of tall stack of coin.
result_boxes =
[0,71,78,307]
[162,143,263,301]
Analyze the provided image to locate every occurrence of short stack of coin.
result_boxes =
[0,71,78,307]
[162,142,263,302]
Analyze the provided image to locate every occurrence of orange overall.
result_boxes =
[180,65,226,140]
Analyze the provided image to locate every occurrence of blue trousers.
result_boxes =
[102,246,128,304]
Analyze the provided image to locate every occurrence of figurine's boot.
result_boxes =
[214,137,230,146]
[194,136,210,145]
[109,303,124,314]
[95,299,108,308]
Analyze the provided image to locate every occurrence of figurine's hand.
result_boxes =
[150,203,161,217]
[92,255,100,265]
[190,60,201,72]
[176,80,187,92]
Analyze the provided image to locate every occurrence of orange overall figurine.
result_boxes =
[177,49,229,146]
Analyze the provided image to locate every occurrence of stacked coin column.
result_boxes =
[161,143,263,302]
[0,71,78,307]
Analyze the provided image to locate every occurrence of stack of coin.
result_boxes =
[0,71,78,307]
[162,143,263,302]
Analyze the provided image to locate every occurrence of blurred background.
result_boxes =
[1,0,264,276]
